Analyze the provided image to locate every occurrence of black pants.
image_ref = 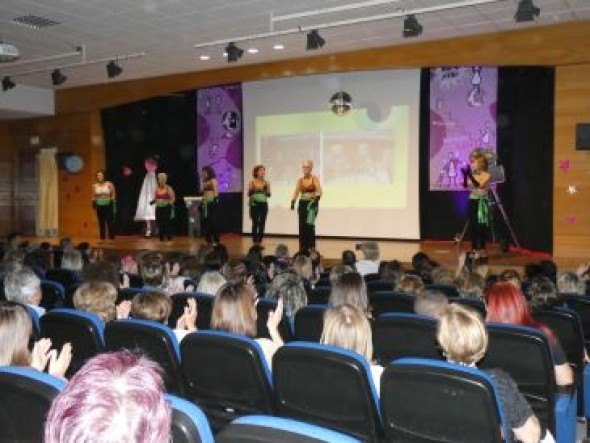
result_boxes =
[156,205,173,241]
[468,198,488,250]
[96,203,115,240]
[250,202,268,244]
[201,201,220,244]
[298,200,318,253]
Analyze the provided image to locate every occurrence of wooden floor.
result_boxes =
[25,233,583,272]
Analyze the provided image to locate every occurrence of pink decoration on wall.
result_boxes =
[559,159,570,172]
[566,214,577,225]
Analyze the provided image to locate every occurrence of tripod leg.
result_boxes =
[455,219,470,244]
[490,188,520,248]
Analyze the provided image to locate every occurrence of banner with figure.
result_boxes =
[196,84,243,192]
[429,66,497,191]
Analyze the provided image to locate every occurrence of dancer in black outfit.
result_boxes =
[291,160,322,254]
[248,165,271,246]
[92,170,116,243]
[201,166,220,245]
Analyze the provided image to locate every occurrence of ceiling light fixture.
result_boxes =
[106,60,123,78]
[1,76,16,91]
[515,0,540,22]
[247,48,259,54]
[225,42,244,63]
[306,29,325,51]
[199,55,211,60]
[51,68,67,86]
[273,44,285,50]
[403,14,423,38]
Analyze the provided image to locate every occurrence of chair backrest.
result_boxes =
[256,298,294,342]
[479,323,557,434]
[165,393,215,443]
[168,292,213,330]
[307,286,331,305]
[366,280,394,294]
[40,280,65,310]
[25,305,41,338]
[294,305,329,342]
[273,342,382,442]
[45,268,79,291]
[370,291,415,317]
[380,358,506,443]
[180,331,274,431]
[561,295,590,348]
[104,318,185,395]
[315,277,331,288]
[425,284,459,298]
[63,282,81,308]
[116,286,155,304]
[450,296,487,318]
[216,415,362,443]
[363,273,381,283]
[372,313,442,365]
[0,366,66,442]
[40,308,105,378]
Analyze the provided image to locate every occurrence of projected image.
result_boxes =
[260,134,319,187]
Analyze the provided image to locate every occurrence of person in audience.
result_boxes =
[414,290,449,318]
[0,250,25,279]
[274,244,291,270]
[329,264,354,286]
[538,260,558,284]
[73,281,130,323]
[4,267,45,316]
[80,260,121,289]
[499,269,522,289]
[196,270,226,295]
[140,253,183,295]
[455,271,485,299]
[222,259,249,285]
[395,274,425,296]
[557,271,585,295]
[201,165,220,246]
[248,164,271,246]
[525,276,560,310]
[411,252,437,284]
[130,291,197,341]
[342,249,357,268]
[292,253,314,288]
[151,172,175,243]
[485,282,573,386]
[266,272,307,320]
[437,304,543,443]
[210,282,284,368]
[431,268,455,286]
[354,242,380,276]
[92,170,117,244]
[179,255,203,282]
[379,260,403,285]
[5,232,23,254]
[0,301,71,379]
[320,304,383,395]
[329,272,371,317]
[44,350,171,443]
[61,250,84,272]
[291,159,322,254]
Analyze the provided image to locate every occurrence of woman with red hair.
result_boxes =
[485,282,573,386]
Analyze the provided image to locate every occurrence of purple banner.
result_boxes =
[429,66,497,191]
[196,84,243,192]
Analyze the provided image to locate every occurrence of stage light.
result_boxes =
[306,29,325,51]
[515,0,540,22]
[330,91,353,116]
[2,76,16,91]
[225,42,243,63]
[403,14,423,38]
[51,69,67,86]
[106,60,123,78]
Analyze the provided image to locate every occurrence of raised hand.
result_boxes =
[30,338,52,371]
[48,343,72,379]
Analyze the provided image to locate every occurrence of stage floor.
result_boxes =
[25,234,582,273]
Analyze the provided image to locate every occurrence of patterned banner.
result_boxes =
[429,66,497,191]
[196,84,243,192]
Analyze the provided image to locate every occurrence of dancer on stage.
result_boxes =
[92,170,116,243]
[201,165,220,245]
[135,157,158,237]
[248,165,271,246]
[151,172,175,243]
[462,151,491,259]
[291,160,322,253]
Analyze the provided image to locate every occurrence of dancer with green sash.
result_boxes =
[201,165,220,245]
[462,151,491,259]
[92,170,116,243]
[151,172,176,243]
[291,160,322,254]
[248,165,271,246]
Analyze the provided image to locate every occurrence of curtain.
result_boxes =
[37,148,59,236]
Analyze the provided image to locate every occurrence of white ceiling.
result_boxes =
[0,0,588,89]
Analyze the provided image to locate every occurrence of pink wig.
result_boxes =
[44,351,171,443]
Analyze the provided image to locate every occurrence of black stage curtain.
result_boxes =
[419,67,554,253]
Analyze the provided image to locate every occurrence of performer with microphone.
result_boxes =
[462,151,491,259]
[248,164,271,246]
[291,160,322,253]
[92,170,116,243]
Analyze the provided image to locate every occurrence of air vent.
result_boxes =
[12,14,60,29]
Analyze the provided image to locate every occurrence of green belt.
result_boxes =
[470,194,489,225]
[250,193,268,205]
[155,201,172,208]
[95,198,112,206]
[305,199,318,226]
[202,196,217,218]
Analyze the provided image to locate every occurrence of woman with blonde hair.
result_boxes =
[395,274,425,295]
[438,304,545,443]
[92,170,116,243]
[291,160,322,253]
[151,172,175,243]
[73,281,130,323]
[320,304,383,395]
[329,272,370,316]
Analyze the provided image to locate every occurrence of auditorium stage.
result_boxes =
[26,234,581,273]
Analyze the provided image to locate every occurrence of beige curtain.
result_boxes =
[37,148,59,236]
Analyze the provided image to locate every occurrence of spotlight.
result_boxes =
[106,60,123,78]
[515,0,540,22]
[51,69,67,86]
[225,42,243,63]
[403,14,423,38]
[330,91,353,116]
[2,76,15,91]
[306,29,325,51]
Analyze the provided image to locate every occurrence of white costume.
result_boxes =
[135,158,158,233]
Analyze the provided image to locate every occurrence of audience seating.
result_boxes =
[370,291,415,317]
[256,298,294,342]
[372,313,442,366]
[561,294,590,350]
[273,342,383,442]
[169,292,213,330]
[315,277,331,287]
[165,393,215,443]
[126,273,144,288]
[363,273,381,283]
[294,305,328,342]
[366,280,394,294]
[480,323,577,443]
[26,305,41,338]
[45,268,79,292]
[425,284,459,298]
[104,318,185,396]
[450,296,487,318]
[40,308,105,378]
[117,286,155,304]
[63,281,81,308]
[216,415,362,443]
[180,330,275,432]
[40,280,65,310]
[380,358,506,443]
[307,286,331,305]
[0,366,66,442]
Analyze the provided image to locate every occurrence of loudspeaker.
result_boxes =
[576,123,590,150]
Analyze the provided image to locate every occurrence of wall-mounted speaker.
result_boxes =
[576,123,590,150]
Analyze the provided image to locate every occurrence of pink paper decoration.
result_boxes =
[566,214,577,225]
[559,159,570,173]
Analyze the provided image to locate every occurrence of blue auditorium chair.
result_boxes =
[168,292,213,330]
[307,286,331,305]
[425,283,459,298]
[40,279,65,310]
[294,304,329,342]
[165,393,214,443]
[450,296,487,318]
[370,291,415,317]
[256,298,294,342]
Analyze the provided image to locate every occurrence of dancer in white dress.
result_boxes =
[135,157,158,237]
